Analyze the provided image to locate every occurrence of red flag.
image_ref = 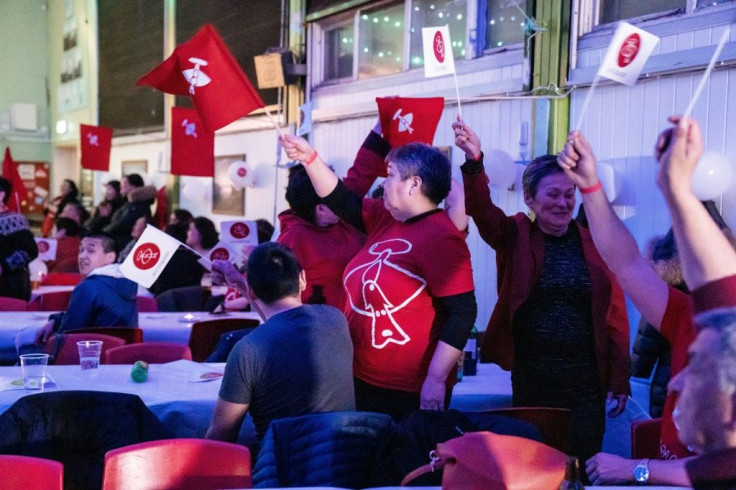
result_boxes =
[171,107,214,177]
[137,23,265,132]
[80,124,113,171]
[2,147,26,212]
[376,97,445,148]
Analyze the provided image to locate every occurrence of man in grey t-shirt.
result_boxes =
[206,242,355,442]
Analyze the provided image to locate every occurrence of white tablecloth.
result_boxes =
[0,360,256,444]
[0,311,261,364]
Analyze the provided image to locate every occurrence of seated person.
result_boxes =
[47,217,83,273]
[205,242,355,443]
[35,233,137,343]
[58,201,90,229]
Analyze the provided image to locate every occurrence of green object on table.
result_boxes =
[131,360,149,383]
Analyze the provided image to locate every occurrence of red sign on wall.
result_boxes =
[15,161,50,215]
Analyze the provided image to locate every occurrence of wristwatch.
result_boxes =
[633,458,650,485]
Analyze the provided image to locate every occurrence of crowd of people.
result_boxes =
[2,112,736,487]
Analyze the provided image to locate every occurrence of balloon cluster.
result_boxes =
[692,151,733,200]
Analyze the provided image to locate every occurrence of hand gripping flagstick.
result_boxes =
[574,22,659,132]
[683,29,729,119]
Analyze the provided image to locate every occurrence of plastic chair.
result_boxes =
[189,318,260,362]
[0,296,28,311]
[136,296,158,313]
[28,290,73,311]
[103,343,192,364]
[102,438,252,490]
[45,333,125,365]
[631,417,662,459]
[68,327,144,345]
[482,407,572,454]
[0,455,64,490]
[40,272,82,286]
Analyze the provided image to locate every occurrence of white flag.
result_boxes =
[35,237,58,261]
[220,220,258,246]
[207,240,245,267]
[598,22,659,86]
[422,25,456,78]
[120,225,182,288]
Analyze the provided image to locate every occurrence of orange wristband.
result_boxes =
[305,151,319,165]
[579,181,602,194]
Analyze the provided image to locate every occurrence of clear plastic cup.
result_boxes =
[20,353,49,390]
[77,340,102,371]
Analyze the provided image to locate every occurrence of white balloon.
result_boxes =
[486,149,517,190]
[692,151,733,200]
[597,162,618,202]
[228,161,255,189]
[181,179,205,202]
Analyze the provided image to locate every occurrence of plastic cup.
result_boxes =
[20,353,49,390]
[77,340,102,371]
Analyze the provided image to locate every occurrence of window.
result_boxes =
[358,3,405,79]
[599,0,685,24]
[409,0,468,68]
[325,22,355,80]
[696,0,735,7]
[486,0,527,50]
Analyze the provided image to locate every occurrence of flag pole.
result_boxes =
[453,71,463,120]
[573,74,600,132]
[263,107,285,138]
[683,29,728,119]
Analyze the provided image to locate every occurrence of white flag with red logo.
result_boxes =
[207,241,244,267]
[422,25,456,78]
[34,238,58,261]
[220,220,258,246]
[120,225,183,288]
[598,22,659,86]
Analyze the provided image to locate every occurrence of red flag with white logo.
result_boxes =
[171,107,214,177]
[598,22,659,86]
[376,97,445,147]
[80,124,113,171]
[2,147,26,212]
[137,23,265,132]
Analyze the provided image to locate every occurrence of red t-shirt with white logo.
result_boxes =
[343,199,474,393]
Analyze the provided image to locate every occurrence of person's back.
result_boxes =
[221,303,354,439]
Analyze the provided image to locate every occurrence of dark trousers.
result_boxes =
[354,377,453,421]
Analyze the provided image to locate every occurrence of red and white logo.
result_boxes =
[618,33,641,67]
[433,31,445,63]
[133,243,161,270]
[210,247,230,261]
[229,222,250,239]
[37,241,49,253]
[237,167,247,177]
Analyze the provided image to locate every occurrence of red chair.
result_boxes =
[189,318,260,362]
[102,439,252,489]
[0,455,63,490]
[136,296,158,313]
[631,417,662,459]
[28,290,74,311]
[45,333,125,365]
[104,343,192,364]
[0,296,28,311]
[67,327,143,345]
[41,272,82,286]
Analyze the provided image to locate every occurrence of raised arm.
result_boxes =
[558,130,669,329]
[655,116,736,290]
[281,135,338,198]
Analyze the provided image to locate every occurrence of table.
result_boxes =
[30,285,75,301]
[0,311,261,364]
[0,360,256,445]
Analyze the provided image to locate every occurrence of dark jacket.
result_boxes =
[51,264,138,331]
[0,391,170,490]
[687,447,736,490]
[0,211,38,301]
[104,185,156,251]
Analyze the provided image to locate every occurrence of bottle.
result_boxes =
[559,456,584,490]
[462,326,479,376]
[130,360,149,383]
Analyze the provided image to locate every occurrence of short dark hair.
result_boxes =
[246,242,302,304]
[522,155,565,199]
[256,218,274,243]
[63,179,79,199]
[386,143,451,204]
[83,232,117,254]
[173,209,194,225]
[164,222,189,242]
[193,216,219,249]
[285,165,320,222]
[124,174,145,188]
[0,177,11,204]
[55,217,82,237]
